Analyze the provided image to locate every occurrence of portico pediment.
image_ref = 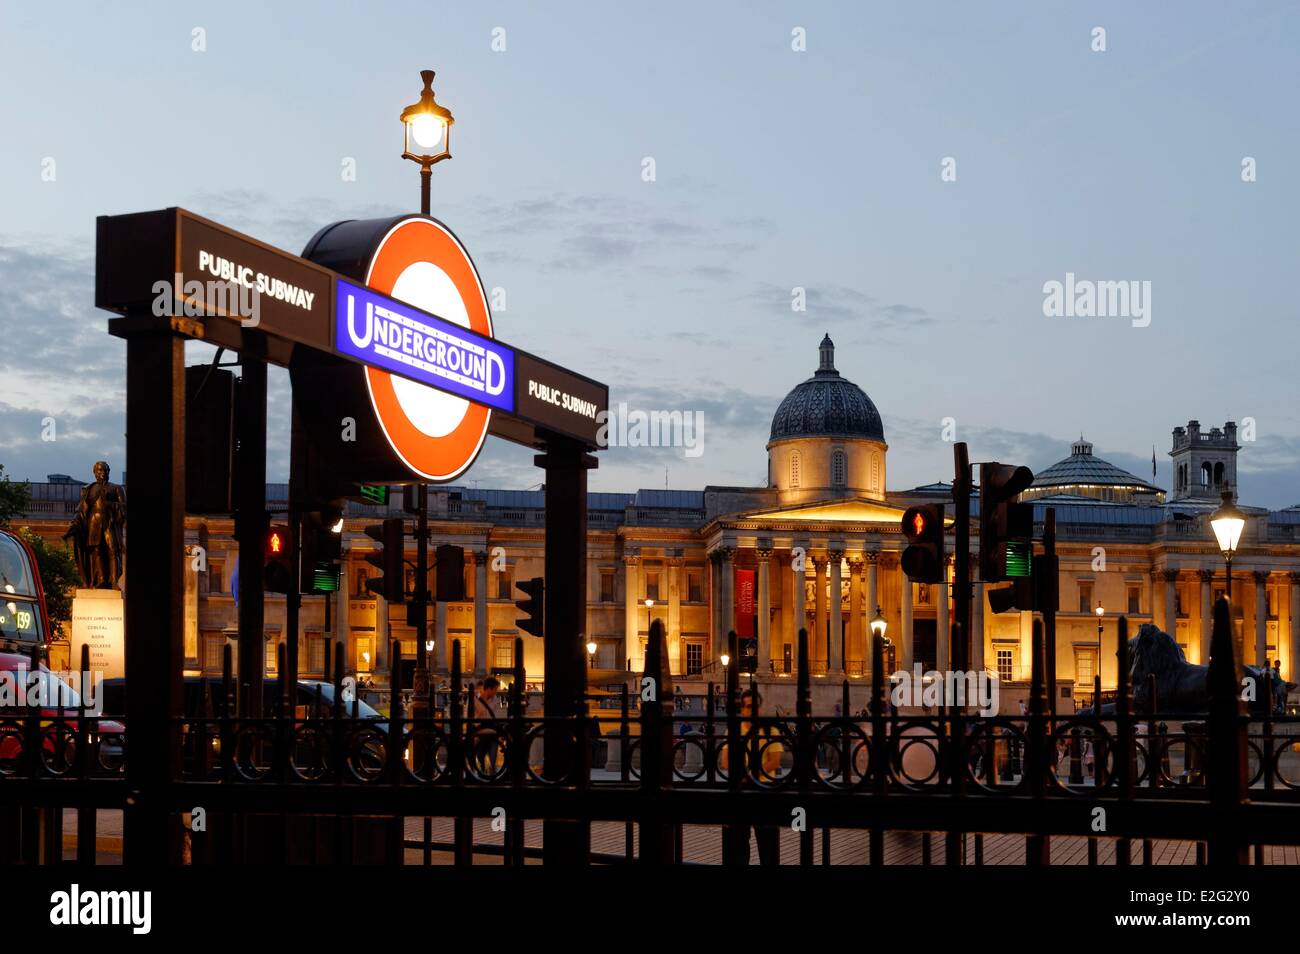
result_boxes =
[733,496,911,526]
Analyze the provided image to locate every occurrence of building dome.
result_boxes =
[1020,436,1165,504]
[769,334,885,443]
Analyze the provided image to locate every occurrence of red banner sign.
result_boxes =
[735,568,756,638]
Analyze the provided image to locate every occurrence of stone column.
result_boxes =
[1162,569,1178,642]
[900,569,913,670]
[1199,569,1214,667]
[828,549,844,673]
[791,548,807,653]
[1290,573,1300,682]
[848,557,864,670]
[1018,610,1033,682]
[757,547,772,676]
[473,550,489,675]
[937,558,951,671]
[719,547,735,653]
[865,552,879,624]
[624,551,640,670]
[668,554,683,674]
[1254,571,1269,668]
[813,556,827,667]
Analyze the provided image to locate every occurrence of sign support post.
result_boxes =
[538,434,595,864]
[236,332,268,720]
[114,318,187,865]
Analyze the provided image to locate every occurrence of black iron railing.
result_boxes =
[0,600,1293,865]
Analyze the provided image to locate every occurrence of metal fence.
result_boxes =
[0,597,1295,865]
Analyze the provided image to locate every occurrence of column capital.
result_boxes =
[668,555,685,567]
[1163,569,1179,583]
[1198,569,1216,583]
[473,550,489,566]
[712,546,734,564]
[756,547,773,561]
[1290,571,1300,586]
[879,551,899,570]
[1252,570,1269,585]
[623,552,641,566]
[864,550,879,565]
[827,548,844,563]
[848,557,864,573]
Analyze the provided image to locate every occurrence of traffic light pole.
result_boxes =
[415,484,429,692]
[1042,508,1059,716]
[285,401,305,691]
[952,442,972,673]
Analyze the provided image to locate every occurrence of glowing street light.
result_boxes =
[400,69,455,215]
[1210,487,1247,602]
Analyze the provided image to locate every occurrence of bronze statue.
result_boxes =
[1111,623,1294,716]
[63,461,126,590]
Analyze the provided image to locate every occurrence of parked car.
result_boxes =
[0,650,125,772]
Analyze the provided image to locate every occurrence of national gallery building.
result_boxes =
[17,336,1300,710]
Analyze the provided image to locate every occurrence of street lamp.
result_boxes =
[644,598,655,634]
[1210,487,1246,604]
[586,638,597,669]
[400,69,455,215]
[869,606,889,676]
[1094,602,1104,692]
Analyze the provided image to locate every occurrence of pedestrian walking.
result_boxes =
[719,688,783,864]
[471,677,500,776]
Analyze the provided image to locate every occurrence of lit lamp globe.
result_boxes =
[586,639,597,657]
[869,607,888,641]
[400,70,454,168]
[1210,488,1247,599]
[1210,489,1246,559]
[1095,603,1104,618]
[720,653,730,669]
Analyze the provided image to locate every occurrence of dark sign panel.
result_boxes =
[96,208,608,450]
[333,279,515,413]
[176,212,332,351]
[513,351,608,446]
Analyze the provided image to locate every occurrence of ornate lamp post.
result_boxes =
[869,606,889,675]
[400,69,455,215]
[1210,487,1246,605]
[1095,602,1104,690]
[586,638,598,669]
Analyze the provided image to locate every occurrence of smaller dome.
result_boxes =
[769,335,885,443]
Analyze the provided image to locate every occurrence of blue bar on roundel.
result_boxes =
[334,278,515,414]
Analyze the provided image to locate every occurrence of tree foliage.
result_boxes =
[16,528,79,631]
[0,465,30,526]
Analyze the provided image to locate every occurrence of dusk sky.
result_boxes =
[2,0,1298,506]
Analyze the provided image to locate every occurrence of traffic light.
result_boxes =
[979,463,1035,584]
[900,503,946,583]
[514,577,544,638]
[364,518,405,603]
[264,523,293,593]
[435,544,465,602]
[300,506,344,593]
[737,635,758,674]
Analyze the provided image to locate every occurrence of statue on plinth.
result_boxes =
[63,460,126,590]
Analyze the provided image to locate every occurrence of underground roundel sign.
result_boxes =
[356,218,494,481]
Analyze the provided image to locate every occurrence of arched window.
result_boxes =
[831,449,846,488]
[1201,462,1212,488]
[791,451,801,489]
[1214,462,1225,486]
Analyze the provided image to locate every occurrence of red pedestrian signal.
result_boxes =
[263,524,293,593]
[901,503,945,583]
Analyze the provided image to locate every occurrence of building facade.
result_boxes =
[15,337,1300,712]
